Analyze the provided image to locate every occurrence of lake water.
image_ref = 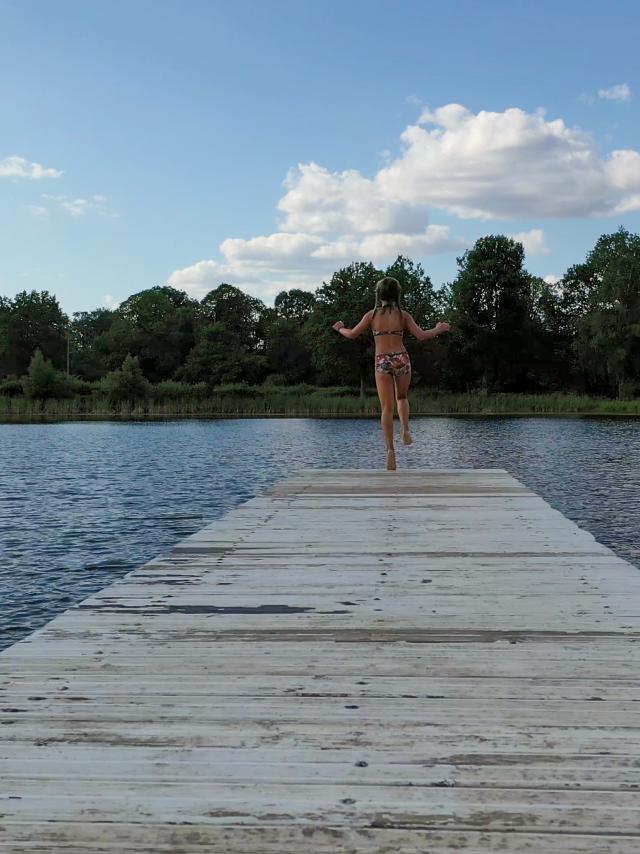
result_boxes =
[1,417,639,652]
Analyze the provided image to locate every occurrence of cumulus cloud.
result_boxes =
[312,226,466,263]
[598,83,632,102]
[375,104,640,218]
[508,228,550,255]
[168,102,640,301]
[277,162,431,234]
[0,155,62,179]
[543,274,561,285]
[103,295,120,310]
[168,224,467,301]
[167,257,323,301]
[222,232,322,264]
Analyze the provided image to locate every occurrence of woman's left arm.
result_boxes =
[333,310,373,339]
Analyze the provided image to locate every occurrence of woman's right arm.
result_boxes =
[332,310,373,339]
[403,311,451,341]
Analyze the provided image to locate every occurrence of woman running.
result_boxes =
[332,276,450,470]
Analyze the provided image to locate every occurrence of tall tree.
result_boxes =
[0,291,68,378]
[177,284,269,385]
[264,317,314,383]
[306,261,382,391]
[178,321,266,387]
[199,284,267,349]
[274,288,317,324]
[447,236,542,392]
[572,228,640,396]
[98,286,199,381]
[70,309,116,380]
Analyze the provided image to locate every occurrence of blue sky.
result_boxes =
[1,0,639,314]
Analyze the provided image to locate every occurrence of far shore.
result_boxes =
[2,389,640,422]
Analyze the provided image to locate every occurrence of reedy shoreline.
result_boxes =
[2,388,640,421]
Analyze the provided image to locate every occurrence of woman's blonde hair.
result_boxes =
[372,276,403,317]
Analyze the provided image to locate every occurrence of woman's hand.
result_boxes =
[332,321,345,332]
[435,321,451,334]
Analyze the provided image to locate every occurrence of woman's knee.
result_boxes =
[396,391,408,401]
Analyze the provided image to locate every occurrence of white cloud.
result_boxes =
[167,257,322,301]
[25,204,49,218]
[374,104,640,218]
[0,155,62,179]
[168,225,468,302]
[221,232,322,263]
[543,274,561,285]
[62,199,92,217]
[168,102,640,302]
[103,295,120,310]
[312,226,467,263]
[41,193,111,217]
[598,83,632,102]
[277,162,431,235]
[508,228,550,255]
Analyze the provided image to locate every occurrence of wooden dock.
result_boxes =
[2,468,640,852]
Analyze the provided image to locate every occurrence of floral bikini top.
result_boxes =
[371,305,405,337]
[372,327,404,336]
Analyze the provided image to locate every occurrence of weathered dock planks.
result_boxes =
[1,468,640,852]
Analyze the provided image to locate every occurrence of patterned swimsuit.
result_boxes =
[372,328,411,378]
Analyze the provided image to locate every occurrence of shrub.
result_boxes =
[22,350,73,399]
[152,380,194,401]
[0,377,24,397]
[262,373,288,387]
[68,376,97,395]
[100,354,151,403]
[212,382,266,398]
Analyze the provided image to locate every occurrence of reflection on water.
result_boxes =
[1,417,639,651]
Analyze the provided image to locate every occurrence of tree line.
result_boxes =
[1,227,639,399]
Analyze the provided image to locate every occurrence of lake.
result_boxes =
[1,417,639,652]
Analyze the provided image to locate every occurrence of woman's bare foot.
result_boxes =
[386,448,397,471]
[402,430,413,445]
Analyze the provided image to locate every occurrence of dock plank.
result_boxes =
[1,468,639,852]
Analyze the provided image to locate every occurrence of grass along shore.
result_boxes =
[2,386,640,420]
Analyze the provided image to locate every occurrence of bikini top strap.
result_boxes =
[372,305,404,336]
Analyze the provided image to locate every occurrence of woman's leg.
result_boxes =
[374,370,396,451]
[395,369,412,443]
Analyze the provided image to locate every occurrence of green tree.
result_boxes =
[70,308,116,380]
[0,297,11,378]
[274,288,317,324]
[264,316,314,384]
[98,286,198,381]
[178,322,266,387]
[200,284,267,349]
[447,236,543,392]
[306,261,382,392]
[526,275,572,391]
[177,284,270,385]
[0,291,68,377]
[571,228,640,396]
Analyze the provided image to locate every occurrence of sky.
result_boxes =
[1,0,639,315]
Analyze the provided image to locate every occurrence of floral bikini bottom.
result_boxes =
[375,350,411,378]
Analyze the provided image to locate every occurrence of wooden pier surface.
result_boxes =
[2,468,640,852]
